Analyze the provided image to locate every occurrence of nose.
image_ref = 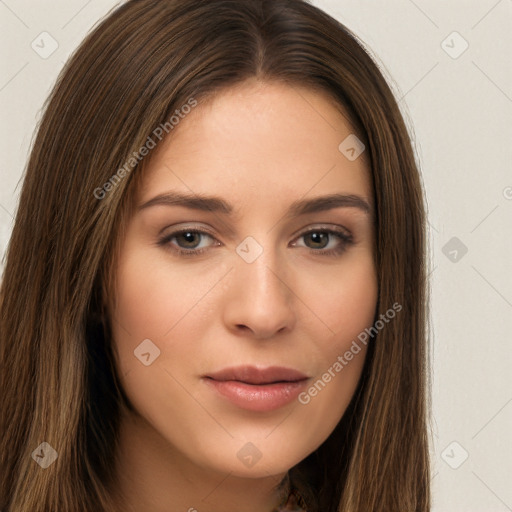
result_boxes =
[222,243,297,340]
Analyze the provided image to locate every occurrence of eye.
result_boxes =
[157,228,218,256]
[292,227,353,256]
[157,225,354,257]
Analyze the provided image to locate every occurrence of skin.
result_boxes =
[109,78,378,512]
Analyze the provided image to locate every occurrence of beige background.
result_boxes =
[1,1,511,510]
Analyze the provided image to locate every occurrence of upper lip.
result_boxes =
[205,365,309,385]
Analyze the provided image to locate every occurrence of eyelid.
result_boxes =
[290,223,351,240]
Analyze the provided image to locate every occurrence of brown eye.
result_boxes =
[303,231,330,249]
[175,231,203,249]
[157,228,218,256]
[157,226,353,258]
[293,227,354,256]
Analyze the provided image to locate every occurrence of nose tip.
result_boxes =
[223,254,296,340]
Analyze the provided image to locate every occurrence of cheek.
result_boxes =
[293,262,377,448]
[109,248,215,430]
[295,251,377,409]
[111,245,215,343]
[110,244,230,381]
[304,251,378,344]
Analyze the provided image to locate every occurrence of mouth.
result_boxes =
[202,365,310,412]
[205,365,309,385]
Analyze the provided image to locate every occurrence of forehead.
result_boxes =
[136,79,372,212]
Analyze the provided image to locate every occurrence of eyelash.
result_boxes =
[156,226,354,258]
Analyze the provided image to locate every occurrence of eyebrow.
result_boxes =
[138,191,372,217]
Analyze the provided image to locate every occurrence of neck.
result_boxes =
[109,409,289,512]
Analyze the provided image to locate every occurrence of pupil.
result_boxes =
[309,232,327,248]
[181,232,199,247]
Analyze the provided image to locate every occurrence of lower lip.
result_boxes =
[204,378,308,412]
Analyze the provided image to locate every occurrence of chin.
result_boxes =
[195,437,311,479]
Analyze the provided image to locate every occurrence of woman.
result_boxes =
[0,0,431,511]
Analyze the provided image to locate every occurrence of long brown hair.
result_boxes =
[0,0,431,510]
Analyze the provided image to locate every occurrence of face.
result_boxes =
[110,79,378,479]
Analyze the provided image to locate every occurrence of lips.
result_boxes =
[205,365,309,385]
[203,366,310,412]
